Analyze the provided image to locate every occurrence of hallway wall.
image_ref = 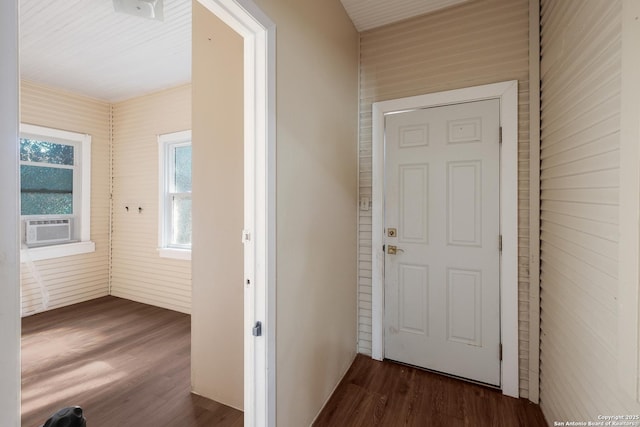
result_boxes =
[538,0,640,422]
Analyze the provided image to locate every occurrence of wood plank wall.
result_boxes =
[20,81,111,316]
[357,0,532,397]
[110,85,192,314]
[539,0,640,421]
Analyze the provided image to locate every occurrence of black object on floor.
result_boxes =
[41,406,86,427]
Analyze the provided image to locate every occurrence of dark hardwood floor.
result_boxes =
[23,297,547,426]
[21,296,242,427]
[314,354,547,427]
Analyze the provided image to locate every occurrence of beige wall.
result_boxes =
[539,0,640,422]
[19,82,191,316]
[357,0,533,398]
[110,85,192,313]
[20,81,111,316]
[251,0,359,424]
[18,82,191,316]
[191,1,244,410]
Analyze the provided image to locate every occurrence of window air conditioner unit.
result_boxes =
[25,219,72,246]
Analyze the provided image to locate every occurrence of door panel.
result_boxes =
[447,268,482,346]
[384,98,501,386]
[398,263,429,335]
[447,160,482,246]
[399,164,428,243]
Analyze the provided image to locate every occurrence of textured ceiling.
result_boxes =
[20,0,191,102]
[340,0,470,31]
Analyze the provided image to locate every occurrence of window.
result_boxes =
[21,139,75,216]
[19,124,94,260]
[159,130,192,260]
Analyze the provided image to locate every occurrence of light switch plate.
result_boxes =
[360,197,370,211]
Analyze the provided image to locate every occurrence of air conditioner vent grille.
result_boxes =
[25,218,72,246]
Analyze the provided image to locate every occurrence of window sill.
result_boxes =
[21,241,96,262]
[158,248,192,261]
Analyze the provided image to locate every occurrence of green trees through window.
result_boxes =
[20,138,75,216]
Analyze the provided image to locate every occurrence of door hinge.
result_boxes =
[499,343,503,361]
[242,229,251,243]
[252,321,262,337]
[499,126,503,144]
[499,235,503,252]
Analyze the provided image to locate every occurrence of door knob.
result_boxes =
[387,245,404,255]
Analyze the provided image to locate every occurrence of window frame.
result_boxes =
[158,130,192,260]
[19,123,94,261]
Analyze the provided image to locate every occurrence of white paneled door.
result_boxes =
[384,99,501,386]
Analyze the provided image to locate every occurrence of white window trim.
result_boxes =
[22,241,96,262]
[158,247,192,260]
[158,130,192,260]
[19,123,93,262]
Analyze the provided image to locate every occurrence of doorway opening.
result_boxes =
[14,0,275,425]
[194,1,276,424]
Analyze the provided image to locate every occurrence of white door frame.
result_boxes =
[371,80,519,398]
[0,0,21,425]
[195,1,276,425]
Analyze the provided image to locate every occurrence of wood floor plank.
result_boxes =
[314,354,547,427]
[21,296,243,427]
